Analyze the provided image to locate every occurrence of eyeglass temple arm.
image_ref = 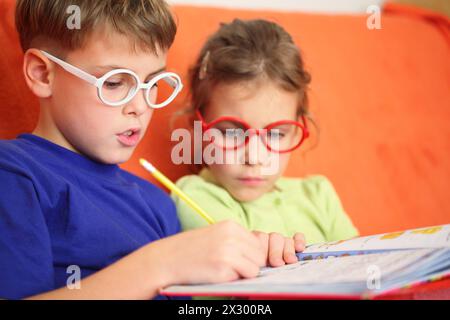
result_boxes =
[164,76,177,88]
[40,50,98,86]
[301,114,310,138]
[163,74,184,91]
[140,73,182,90]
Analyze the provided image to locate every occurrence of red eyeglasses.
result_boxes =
[196,110,310,154]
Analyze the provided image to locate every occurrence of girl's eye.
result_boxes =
[216,128,244,138]
[268,130,286,139]
[225,129,244,138]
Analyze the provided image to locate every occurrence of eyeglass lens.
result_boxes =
[206,120,304,152]
[101,73,179,106]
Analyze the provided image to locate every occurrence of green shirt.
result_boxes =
[173,169,359,245]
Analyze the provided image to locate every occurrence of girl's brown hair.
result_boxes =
[188,19,312,119]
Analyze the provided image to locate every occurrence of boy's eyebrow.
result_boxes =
[93,65,167,78]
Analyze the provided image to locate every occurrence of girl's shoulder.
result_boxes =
[277,175,340,202]
[175,169,216,190]
[173,171,243,218]
[278,174,334,191]
[175,169,235,202]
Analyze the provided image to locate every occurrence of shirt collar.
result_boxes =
[18,133,120,177]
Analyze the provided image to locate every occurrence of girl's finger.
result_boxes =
[293,232,306,251]
[268,233,285,267]
[283,237,298,264]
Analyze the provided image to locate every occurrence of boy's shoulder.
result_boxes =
[121,170,178,225]
[0,136,27,154]
[120,169,171,199]
[0,137,37,173]
[0,136,171,201]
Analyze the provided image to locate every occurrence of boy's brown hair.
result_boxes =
[189,19,312,118]
[15,0,177,56]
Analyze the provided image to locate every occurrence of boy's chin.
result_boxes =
[90,149,134,165]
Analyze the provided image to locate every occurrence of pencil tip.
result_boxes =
[139,158,156,173]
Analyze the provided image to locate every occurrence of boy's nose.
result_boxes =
[243,134,271,166]
[122,91,148,117]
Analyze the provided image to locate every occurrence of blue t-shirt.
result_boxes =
[0,134,181,299]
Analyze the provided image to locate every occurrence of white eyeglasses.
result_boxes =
[41,50,183,108]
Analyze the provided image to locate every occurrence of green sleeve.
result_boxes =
[314,176,359,241]
[172,175,248,231]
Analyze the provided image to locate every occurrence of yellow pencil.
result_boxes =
[139,158,215,225]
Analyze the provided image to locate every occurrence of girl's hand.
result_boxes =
[252,231,306,267]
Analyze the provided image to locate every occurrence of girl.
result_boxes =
[173,19,358,249]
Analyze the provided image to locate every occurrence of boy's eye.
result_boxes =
[149,83,159,92]
[104,80,124,89]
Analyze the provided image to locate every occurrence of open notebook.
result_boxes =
[161,224,450,299]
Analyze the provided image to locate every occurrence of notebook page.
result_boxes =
[162,248,449,297]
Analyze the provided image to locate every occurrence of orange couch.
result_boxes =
[0,1,449,236]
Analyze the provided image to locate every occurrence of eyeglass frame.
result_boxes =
[196,110,310,154]
[40,50,183,109]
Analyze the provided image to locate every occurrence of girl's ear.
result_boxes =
[23,49,54,98]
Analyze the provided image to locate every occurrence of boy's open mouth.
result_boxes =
[117,128,141,147]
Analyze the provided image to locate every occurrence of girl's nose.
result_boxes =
[243,133,271,166]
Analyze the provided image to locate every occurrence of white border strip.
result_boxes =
[168,0,386,14]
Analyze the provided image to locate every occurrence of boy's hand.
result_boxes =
[146,220,266,287]
[252,231,306,267]
[145,222,306,292]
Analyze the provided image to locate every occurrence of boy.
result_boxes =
[0,0,305,300]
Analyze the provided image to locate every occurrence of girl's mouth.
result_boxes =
[117,129,141,147]
[238,176,266,187]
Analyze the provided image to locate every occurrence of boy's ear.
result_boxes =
[23,49,54,98]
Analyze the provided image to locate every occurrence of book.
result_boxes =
[161,224,450,299]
